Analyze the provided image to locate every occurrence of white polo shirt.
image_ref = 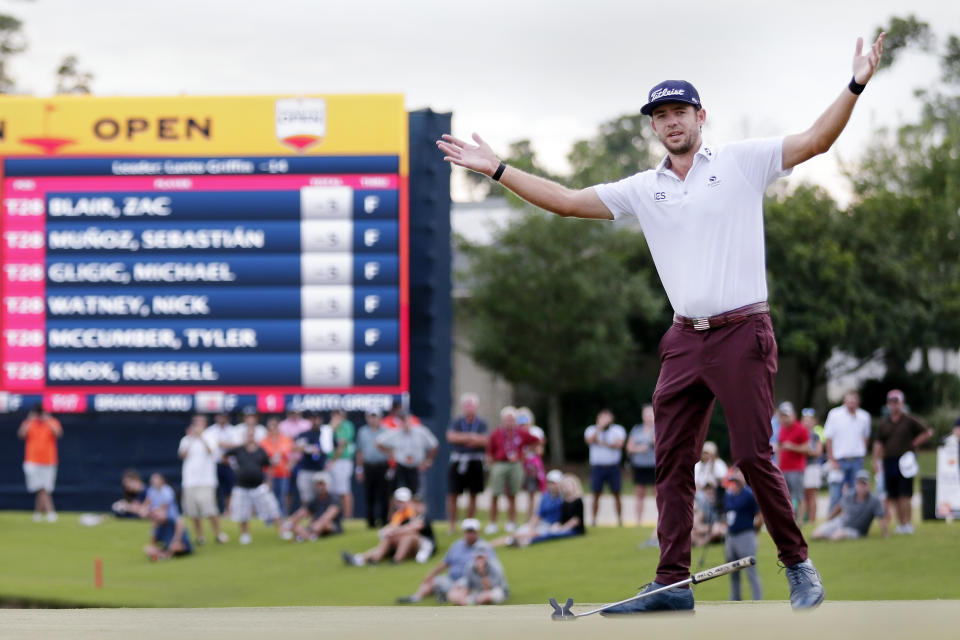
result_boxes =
[585,423,627,466]
[594,138,791,318]
[823,406,871,459]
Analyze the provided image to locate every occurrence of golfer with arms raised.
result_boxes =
[438,33,884,612]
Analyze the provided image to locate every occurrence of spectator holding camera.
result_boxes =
[18,403,62,523]
[178,413,227,544]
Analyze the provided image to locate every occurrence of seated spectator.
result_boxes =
[447,551,509,605]
[694,441,729,492]
[395,518,497,604]
[112,469,146,519]
[526,473,586,545]
[226,424,283,545]
[692,481,727,547]
[283,472,342,541]
[812,469,889,540]
[492,469,564,547]
[341,488,435,566]
[143,504,193,561]
[141,472,179,520]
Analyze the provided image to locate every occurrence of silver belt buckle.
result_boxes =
[693,317,711,331]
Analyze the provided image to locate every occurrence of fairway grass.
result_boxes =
[0,511,958,608]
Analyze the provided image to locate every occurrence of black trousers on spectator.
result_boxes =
[395,464,420,496]
[363,461,391,527]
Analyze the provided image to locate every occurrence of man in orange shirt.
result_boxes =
[260,416,294,517]
[17,404,63,522]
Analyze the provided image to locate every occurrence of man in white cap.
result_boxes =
[492,469,566,547]
[341,487,433,566]
[396,517,498,604]
[873,390,933,534]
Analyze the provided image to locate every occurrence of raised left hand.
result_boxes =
[853,32,885,85]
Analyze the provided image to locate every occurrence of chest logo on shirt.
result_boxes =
[653,191,668,202]
[707,175,722,187]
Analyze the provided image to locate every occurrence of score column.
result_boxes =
[299,183,401,389]
[1,185,47,391]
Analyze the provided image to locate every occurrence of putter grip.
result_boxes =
[691,556,756,584]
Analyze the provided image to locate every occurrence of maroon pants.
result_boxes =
[652,312,807,584]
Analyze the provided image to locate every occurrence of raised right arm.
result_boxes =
[437,133,613,220]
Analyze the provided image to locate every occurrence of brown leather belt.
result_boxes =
[673,301,770,331]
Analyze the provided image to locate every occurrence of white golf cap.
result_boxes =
[313,471,332,486]
[461,518,481,532]
[393,487,413,502]
[546,469,564,484]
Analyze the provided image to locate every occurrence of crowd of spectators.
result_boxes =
[14,385,952,604]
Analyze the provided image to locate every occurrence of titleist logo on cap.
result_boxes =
[650,87,687,100]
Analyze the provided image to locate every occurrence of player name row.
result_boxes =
[7,354,399,386]
[10,188,398,220]
[8,221,398,253]
[5,320,399,351]
[5,255,399,286]
[3,287,400,319]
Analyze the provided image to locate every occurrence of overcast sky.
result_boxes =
[4,0,958,202]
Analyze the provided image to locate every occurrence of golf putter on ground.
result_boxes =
[549,556,756,620]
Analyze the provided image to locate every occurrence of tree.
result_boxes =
[764,186,858,407]
[844,16,960,392]
[458,214,664,463]
[0,13,26,93]
[55,55,93,95]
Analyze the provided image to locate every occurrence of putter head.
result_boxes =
[549,597,575,621]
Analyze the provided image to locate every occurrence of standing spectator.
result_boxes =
[225,425,283,545]
[294,413,334,507]
[800,408,825,523]
[329,409,357,519]
[517,407,546,524]
[584,409,626,527]
[376,410,439,496]
[395,518,497,604]
[485,406,541,534]
[235,406,267,443]
[723,467,762,601]
[824,390,871,511]
[382,400,422,430]
[17,404,62,522]
[873,389,933,535]
[178,414,227,544]
[627,403,657,526]
[446,392,489,534]
[813,470,888,540]
[447,551,509,605]
[278,409,311,439]
[775,402,809,517]
[206,411,239,515]
[260,416,295,516]
[356,409,392,528]
[283,472,342,541]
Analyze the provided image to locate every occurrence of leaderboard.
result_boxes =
[0,95,409,401]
